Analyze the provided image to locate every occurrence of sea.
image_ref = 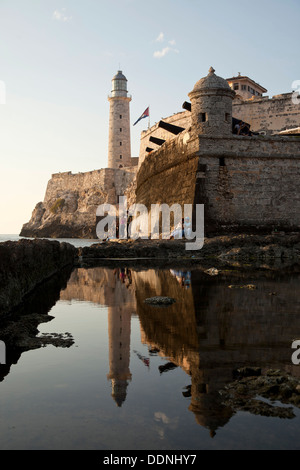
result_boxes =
[1,234,300,451]
[0,234,99,248]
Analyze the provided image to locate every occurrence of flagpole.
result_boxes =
[148,105,150,129]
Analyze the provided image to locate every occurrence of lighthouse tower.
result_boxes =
[108,71,132,169]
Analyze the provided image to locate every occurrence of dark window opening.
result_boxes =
[234,83,239,90]
[225,113,230,122]
[200,112,206,122]
[120,115,122,119]
[120,155,122,159]
[119,164,123,168]
[219,157,225,167]
[120,128,122,132]
[120,142,122,146]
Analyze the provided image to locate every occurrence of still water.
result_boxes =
[1,261,300,450]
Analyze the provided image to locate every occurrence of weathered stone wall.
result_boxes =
[108,96,132,169]
[136,132,300,233]
[138,111,191,167]
[20,167,137,238]
[138,92,300,168]
[232,93,300,135]
[136,131,199,209]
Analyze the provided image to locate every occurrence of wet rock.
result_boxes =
[158,362,178,374]
[182,385,192,398]
[0,239,76,315]
[149,347,160,355]
[204,268,219,276]
[228,284,256,290]
[220,368,300,420]
[233,367,261,378]
[144,296,176,306]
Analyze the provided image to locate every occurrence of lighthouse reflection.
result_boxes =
[60,265,300,435]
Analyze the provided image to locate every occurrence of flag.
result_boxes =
[133,107,149,126]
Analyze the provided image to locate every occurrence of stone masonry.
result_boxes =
[136,68,300,234]
[108,71,132,169]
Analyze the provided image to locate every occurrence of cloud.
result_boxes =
[53,8,72,22]
[153,46,170,59]
[153,46,179,59]
[155,32,164,42]
[153,34,178,58]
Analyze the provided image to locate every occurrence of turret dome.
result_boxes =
[191,67,231,93]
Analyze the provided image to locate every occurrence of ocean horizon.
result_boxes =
[0,234,100,248]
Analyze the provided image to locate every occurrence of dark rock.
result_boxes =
[233,367,261,378]
[144,296,176,306]
[0,239,76,315]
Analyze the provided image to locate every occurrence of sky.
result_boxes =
[0,0,299,233]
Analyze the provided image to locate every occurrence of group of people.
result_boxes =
[170,269,191,289]
[170,217,192,239]
[105,215,192,240]
[233,120,253,136]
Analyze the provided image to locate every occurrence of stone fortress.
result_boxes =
[20,67,300,238]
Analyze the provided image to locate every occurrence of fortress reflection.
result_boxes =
[60,265,300,435]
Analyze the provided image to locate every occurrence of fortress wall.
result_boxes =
[45,170,107,203]
[232,93,300,135]
[196,136,300,229]
[136,132,199,211]
[136,133,300,231]
[138,111,191,166]
[45,167,137,206]
[138,93,300,170]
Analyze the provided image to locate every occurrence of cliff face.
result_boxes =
[20,167,136,239]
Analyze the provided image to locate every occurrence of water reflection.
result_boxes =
[59,265,300,436]
[0,266,73,383]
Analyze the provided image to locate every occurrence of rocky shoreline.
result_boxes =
[0,238,76,316]
[2,232,300,317]
[219,367,300,419]
[78,232,300,271]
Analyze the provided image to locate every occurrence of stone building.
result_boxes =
[20,71,138,238]
[138,71,300,161]
[20,67,300,238]
[226,72,267,100]
[135,67,300,234]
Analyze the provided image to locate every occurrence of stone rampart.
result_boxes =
[136,132,300,232]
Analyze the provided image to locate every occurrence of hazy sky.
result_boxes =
[0,0,299,233]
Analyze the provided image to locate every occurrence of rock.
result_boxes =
[228,284,256,290]
[144,296,176,306]
[233,367,261,378]
[204,268,219,276]
[0,239,76,315]
[220,368,300,420]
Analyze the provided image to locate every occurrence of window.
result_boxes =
[120,114,122,119]
[219,157,225,167]
[225,113,230,122]
[120,155,122,159]
[120,142,122,146]
[200,112,206,122]
[241,85,247,91]
[234,83,239,90]
[120,128,122,132]
[119,165,123,168]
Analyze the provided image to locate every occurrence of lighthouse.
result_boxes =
[108,70,132,169]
